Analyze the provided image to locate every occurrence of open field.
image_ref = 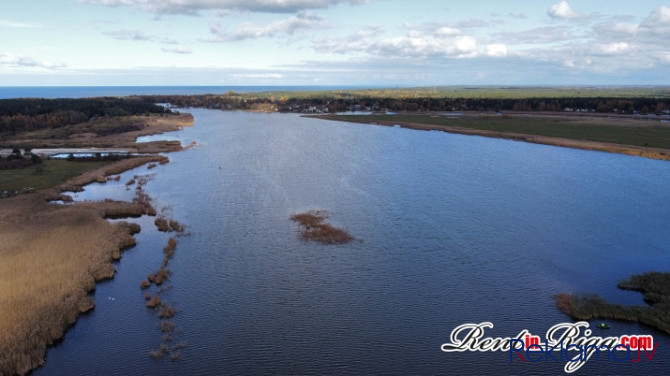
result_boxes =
[314,113,670,161]
[0,160,107,192]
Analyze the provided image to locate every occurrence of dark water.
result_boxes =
[0,86,374,99]
[35,110,670,375]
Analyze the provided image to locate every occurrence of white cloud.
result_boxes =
[232,73,283,78]
[162,46,193,54]
[486,44,507,57]
[548,1,581,20]
[210,12,324,41]
[0,20,41,28]
[639,6,670,37]
[597,42,629,55]
[103,29,178,44]
[649,5,670,22]
[315,25,478,59]
[80,0,370,14]
[435,26,460,36]
[0,53,63,69]
[104,29,154,41]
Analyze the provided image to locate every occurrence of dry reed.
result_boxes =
[290,210,354,244]
[0,194,141,375]
[146,295,161,308]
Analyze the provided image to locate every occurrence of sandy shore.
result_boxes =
[0,114,192,375]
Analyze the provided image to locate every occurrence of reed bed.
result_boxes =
[62,156,167,189]
[290,210,354,244]
[0,194,142,375]
[142,217,186,361]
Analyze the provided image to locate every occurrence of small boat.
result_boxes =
[597,323,610,329]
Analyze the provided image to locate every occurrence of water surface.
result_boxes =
[36,110,670,375]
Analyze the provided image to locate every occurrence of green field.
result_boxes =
[323,114,670,149]
[0,160,107,192]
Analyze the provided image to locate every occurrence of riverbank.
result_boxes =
[0,114,193,375]
[312,113,670,161]
[0,192,146,375]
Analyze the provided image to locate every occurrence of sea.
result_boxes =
[0,86,373,99]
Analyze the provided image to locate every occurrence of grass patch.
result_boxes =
[0,159,107,192]
[290,210,354,244]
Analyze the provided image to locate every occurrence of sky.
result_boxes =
[1,0,669,86]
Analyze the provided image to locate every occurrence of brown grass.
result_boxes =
[0,111,192,374]
[0,194,142,375]
[290,210,354,244]
[159,321,175,333]
[163,237,177,259]
[146,295,161,308]
[155,217,169,232]
[168,220,184,232]
[158,305,176,319]
[59,156,168,191]
[154,217,184,233]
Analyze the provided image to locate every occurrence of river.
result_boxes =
[35,109,670,375]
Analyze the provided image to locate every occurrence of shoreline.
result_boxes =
[0,114,193,375]
[310,114,670,161]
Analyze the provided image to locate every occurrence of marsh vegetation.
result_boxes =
[290,210,354,244]
[555,272,670,335]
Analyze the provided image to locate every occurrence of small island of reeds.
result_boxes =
[290,210,354,244]
[555,271,670,335]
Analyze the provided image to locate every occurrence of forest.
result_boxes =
[0,97,171,134]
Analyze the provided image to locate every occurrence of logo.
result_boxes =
[441,322,658,373]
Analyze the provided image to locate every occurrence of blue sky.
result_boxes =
[1,0,669,86]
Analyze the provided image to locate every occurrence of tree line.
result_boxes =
[138,93,670,115]
[0,97,171,134]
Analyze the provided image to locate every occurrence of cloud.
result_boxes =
[80,0,370,15]
[209,12,324,41]
[0,20,41,28]
[638,6,670,37]
[103,29,178,44]
[315,26,479,59]
[231,73,283,79]
[596,42,629,55]
[486,44,507,57]
[0,53,64,68]
[548,1,581,20]
[161,46,193,54]
[495,26,576,45]
[104,29,154,41]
